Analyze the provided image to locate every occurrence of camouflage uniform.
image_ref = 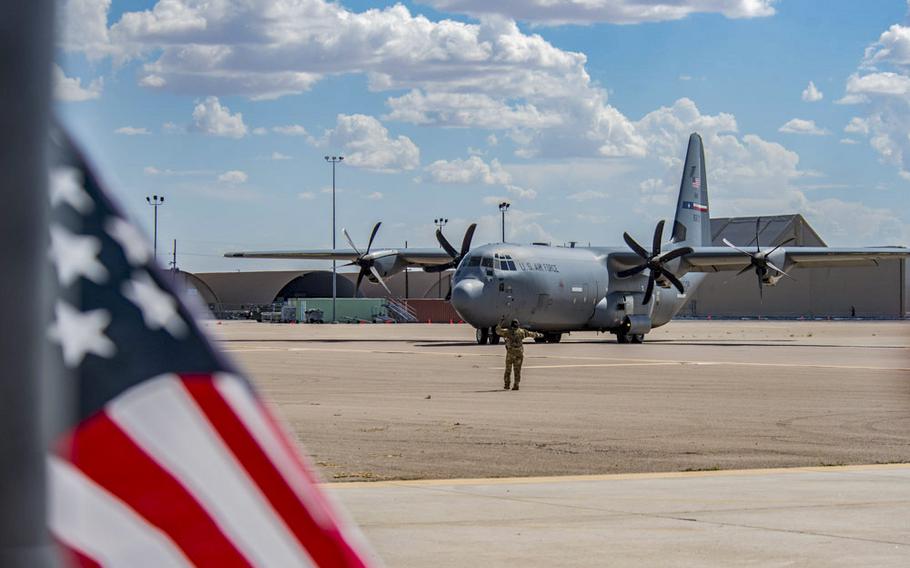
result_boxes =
[495,323,543,390]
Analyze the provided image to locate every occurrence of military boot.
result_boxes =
[511,381,519,391]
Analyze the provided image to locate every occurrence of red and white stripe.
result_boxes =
[51,373,370,567]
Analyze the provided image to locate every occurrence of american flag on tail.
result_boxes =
[46,126,371,567]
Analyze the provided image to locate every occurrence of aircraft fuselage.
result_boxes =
[449,242,705,334]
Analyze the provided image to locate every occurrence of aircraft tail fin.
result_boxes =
[670,133,711,247]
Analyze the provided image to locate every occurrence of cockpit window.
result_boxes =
[494,253,517,271]
[467,256,482,267]
[481,257,494,268]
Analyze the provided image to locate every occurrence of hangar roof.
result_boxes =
[710,214,825,248]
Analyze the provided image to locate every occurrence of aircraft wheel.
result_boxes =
[476,327,489,345]
[545,333,562,344]
[534,337,547,344]
[631,334,645,344]
[489,329,501,345]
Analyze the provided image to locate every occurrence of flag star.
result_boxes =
[49,225,108,287]
[122,270,187,337]
[49,167,93,213]
[48,301,116,367]
[105,216,151,266]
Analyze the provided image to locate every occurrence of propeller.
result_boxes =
[425,223,477,273]
[617,220,693,305]
[722,217,794,298]
[341,222,393,296]
[425,223,477,301]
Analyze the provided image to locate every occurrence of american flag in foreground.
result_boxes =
[46,127,371,567]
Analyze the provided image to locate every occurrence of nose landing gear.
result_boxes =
[475,327,501,345]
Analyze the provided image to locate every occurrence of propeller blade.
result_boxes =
[652,220,665,257]
[722,238,756,258]
[758,274,763,299]
[765,237,796,257]
[355,268,366,294]
[735,264,753,277]
[659,268,685,294]
[436,228,459,258]
[369,265,392,295]
[755,217,761,254]
[617,264,648,278]
[459,223,477,258]
[642,273,656,305]
[766,260,795,280]
[623,232,650,259]
[343,228,362,257]
[366,222,381,255]
[657,246,694,263]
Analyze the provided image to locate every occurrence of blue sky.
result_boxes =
[56,0,910,272]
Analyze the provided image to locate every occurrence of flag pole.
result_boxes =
[0,0,57,566]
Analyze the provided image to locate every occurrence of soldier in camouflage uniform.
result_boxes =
[495,319,543,391]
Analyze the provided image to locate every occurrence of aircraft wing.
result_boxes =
[682,246,909,272]
[224,247,454,267]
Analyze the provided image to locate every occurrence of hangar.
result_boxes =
[180,215,908,320]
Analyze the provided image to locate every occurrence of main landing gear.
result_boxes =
[475,327,501,345]
[615,331,645,344]
[534,332,563,344]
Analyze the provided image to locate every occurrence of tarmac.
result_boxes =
[328,464,910,567]
[208,320,910,565]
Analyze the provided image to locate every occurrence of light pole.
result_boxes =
[146,194,164,260]
[324,156,343,323]
[498,201,510,243]
[434,218,448,298]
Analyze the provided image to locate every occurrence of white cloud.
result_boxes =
[486,134,499,146]
[366,191,384,200]
[162,121,179,132]
[53,64,103,102]
[839,138,859,145]
[416,0,777,25]
[273,124,308,136]
[73,1,646,159]
[191,96,247,138]
[144,166,212,176]
[568,190,609,201]
[316,114,419,172]
[298,192,316,200]
[115,126,150,135]
[801,80,823,102]
[844,117,870,135]
[58,0,115,60]
[836,23,910,177]
[217,170,248,184]
[271,152,292,160]
[778,118,829,135]
[862,23,910,70]
[425,156,511,185]
[505,184,537,199]
[252,127,267,135]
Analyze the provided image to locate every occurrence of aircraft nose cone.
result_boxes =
[450,279,485,321]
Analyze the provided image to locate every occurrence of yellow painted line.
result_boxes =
[325,463,910,489]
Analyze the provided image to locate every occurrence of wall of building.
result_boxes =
[686,259,904,318]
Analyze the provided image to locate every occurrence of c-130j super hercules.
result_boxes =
[227,133,908,345]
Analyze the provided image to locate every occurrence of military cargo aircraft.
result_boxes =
[226,133,908,344]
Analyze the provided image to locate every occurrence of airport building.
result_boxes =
[179,215,908,321]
